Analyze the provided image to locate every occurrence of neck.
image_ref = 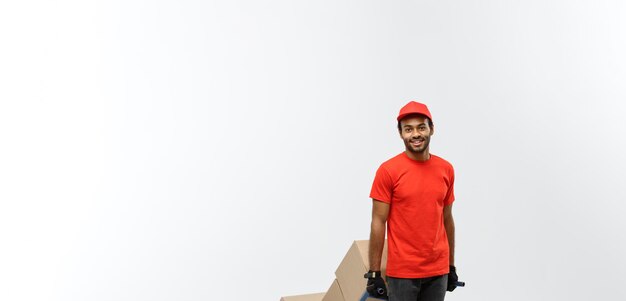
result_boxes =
[405,149,430,161]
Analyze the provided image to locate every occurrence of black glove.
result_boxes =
[365,270,388,299]
[447,265,459,292]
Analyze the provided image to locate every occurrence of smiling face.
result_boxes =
[398,114,434,156]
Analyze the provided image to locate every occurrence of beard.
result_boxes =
[403,135,431,154]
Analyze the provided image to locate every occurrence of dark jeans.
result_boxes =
[386,275,447,301]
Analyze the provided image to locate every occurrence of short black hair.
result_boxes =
[397,114,434,132]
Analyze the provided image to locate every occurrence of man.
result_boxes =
[365,101,460,301]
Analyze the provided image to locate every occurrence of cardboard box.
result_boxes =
[322,279,344,301]
[334,240,387,301]
[280,292,325,301]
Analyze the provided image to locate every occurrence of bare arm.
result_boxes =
[369,199,389,271]
[443,204,455,266]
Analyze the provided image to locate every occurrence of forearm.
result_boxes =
[444,216,455,266]
[368,219,386,271]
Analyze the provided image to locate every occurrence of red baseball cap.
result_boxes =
[397,101,433,122]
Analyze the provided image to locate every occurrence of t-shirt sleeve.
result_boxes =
[369,165,393,204]
[443,165,455,206]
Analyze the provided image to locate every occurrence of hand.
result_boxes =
[447,265,459,292]
[365,270,388,299]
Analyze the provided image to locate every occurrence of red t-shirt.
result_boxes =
[370,152,455,278]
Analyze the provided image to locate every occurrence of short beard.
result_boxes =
[404,136,430,154]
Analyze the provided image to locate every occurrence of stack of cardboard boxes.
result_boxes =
[280,240,388,301]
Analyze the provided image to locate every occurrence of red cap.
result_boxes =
[397,101,433,122]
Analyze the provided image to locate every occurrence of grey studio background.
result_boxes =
[1,1,625,301]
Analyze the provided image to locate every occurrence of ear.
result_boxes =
[430,124,435,136]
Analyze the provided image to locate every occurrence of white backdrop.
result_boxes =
[1,1,626,300]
